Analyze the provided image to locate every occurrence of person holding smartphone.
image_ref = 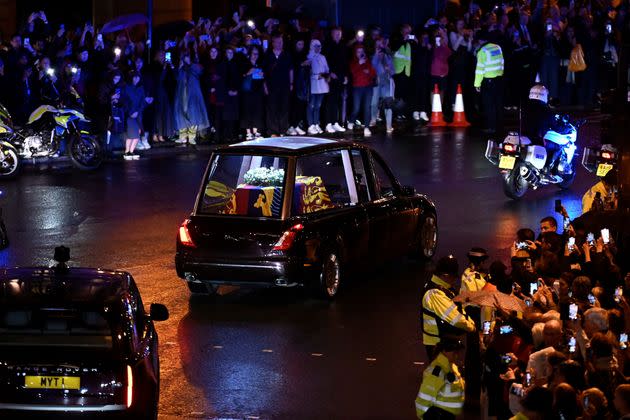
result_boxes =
[348,44,376,137]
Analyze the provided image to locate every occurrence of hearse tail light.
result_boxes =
[503,144,516,153]
[178,219,196,248]
[273,224,304,251]
[126,365,133,408]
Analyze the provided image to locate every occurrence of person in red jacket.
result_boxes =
[348,44,376,137]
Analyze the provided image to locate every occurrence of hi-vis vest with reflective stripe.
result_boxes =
[415,353,465,418]
[474,43,504,88]
[393,43,411,76]
[422,275,475,346]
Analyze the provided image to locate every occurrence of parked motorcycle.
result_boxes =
[485,114,584,199]
[0,102,102,178]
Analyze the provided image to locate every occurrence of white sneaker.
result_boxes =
[413,111,420,121]
[363,127,372,137]
[295,126,306,135]
[347,122,354,130]
[332,122,346,132]
[175,138,187,144]
[325,123,336,134]
[188,138,197,145]
[315,125,323,134]
[287,126,297,136]
[143,138,151,149]
[254,131,262,138]
[135,142,146,150]
[386,127,394,133]
[246,132,254,140]
[307,125,319,135]
[419,112,429,122]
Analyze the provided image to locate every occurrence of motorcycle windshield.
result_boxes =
[0,103,12,127]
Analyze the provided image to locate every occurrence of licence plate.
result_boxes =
[596,163,613,177]
[498,155,516,170]
[24,375,80,390]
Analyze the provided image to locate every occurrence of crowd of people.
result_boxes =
[415,170,629,419]
[0,0,626,159]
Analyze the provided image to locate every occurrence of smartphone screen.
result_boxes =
[587,233,595,245]
[525,372,532,387]
[547,23,552,31]
[501,354,512,364]
[97,34,103,42]
[483,321,491,335]
[165,52,172,62]
[615,286,623,303]
[500,325,513,335]
[601,228,610,244]
[569,303,578,320]
[568,237,576,251]
[588,293,596,305]
[620,333,628,350]
[569,336,577,353]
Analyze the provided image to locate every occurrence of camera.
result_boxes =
[516,242,528,250]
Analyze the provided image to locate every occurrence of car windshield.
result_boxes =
[199,153,288,218]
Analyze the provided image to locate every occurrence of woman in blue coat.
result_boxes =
[174,52,210,145]
[122,71,146,160]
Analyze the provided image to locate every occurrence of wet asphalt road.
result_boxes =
[0,121,602,419]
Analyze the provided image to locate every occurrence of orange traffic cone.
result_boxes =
[428,84,447,127]
[450,84,470,127]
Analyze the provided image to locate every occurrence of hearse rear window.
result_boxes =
[199,154,287,217]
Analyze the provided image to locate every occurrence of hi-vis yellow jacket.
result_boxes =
[415,352,466,418]
[474,42,504,88]
[460,267,487,293]
[422,275,475,346]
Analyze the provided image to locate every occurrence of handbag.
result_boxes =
[568,44,586,72]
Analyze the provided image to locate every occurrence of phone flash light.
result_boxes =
[357,30,365,37]
[71,67,78,74]
[46,68,55,76]
[247,20,255,28]
[114,47,121,56]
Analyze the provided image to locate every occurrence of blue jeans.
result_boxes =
[307,93,325,126]
[350,86,373,125]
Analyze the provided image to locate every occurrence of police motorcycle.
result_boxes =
[485,88,583,200]
[581,143,617,178]
[0,76,102,178]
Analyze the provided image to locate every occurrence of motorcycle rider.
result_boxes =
[522,84,563,180]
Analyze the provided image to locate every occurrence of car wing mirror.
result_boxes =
[401,185,416,196]
[149,303,169,321]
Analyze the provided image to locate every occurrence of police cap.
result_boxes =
[435,255,459,277]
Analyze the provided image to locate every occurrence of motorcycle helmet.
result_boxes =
[529,84,549,104]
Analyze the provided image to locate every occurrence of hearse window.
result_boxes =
[199,154,287,217]
[351,150,370,203]
[372,156,395,198]
[294,150,358,214]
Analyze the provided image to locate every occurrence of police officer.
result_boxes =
[460,247,488,294]
[474,31,504,134]
[422,256,475,360]
[415,335,466,419]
